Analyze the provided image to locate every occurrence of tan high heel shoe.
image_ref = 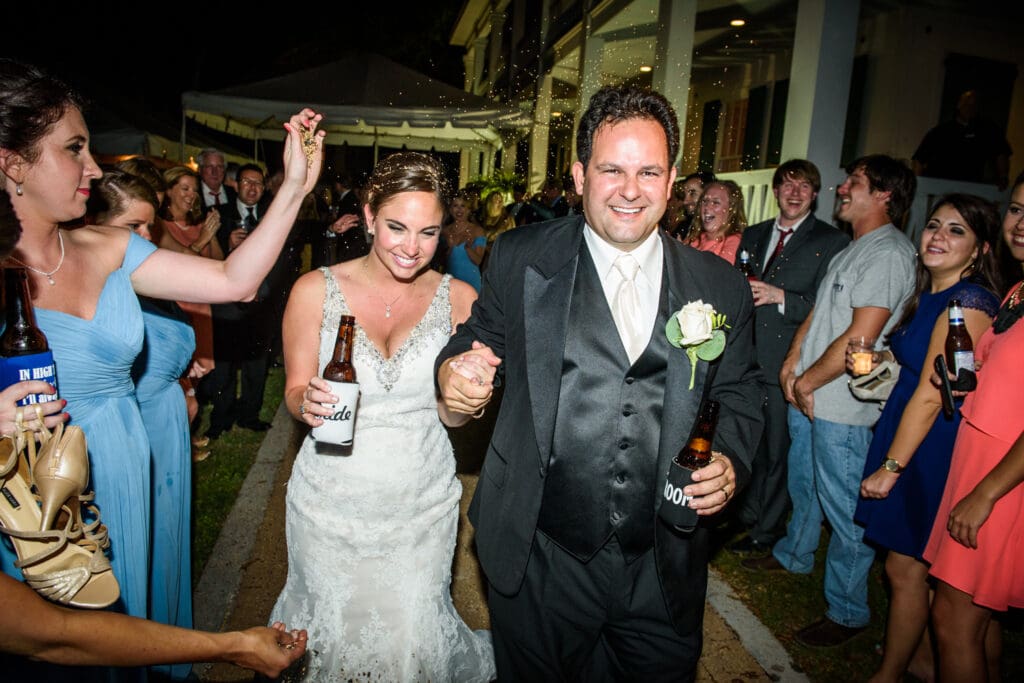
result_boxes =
[0,419,120,609]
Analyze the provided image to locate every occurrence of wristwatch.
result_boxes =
[882,458,904,473]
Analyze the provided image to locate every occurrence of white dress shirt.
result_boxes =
[584,226,664,355]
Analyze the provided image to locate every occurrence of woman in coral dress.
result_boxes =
[924,173,1024,683]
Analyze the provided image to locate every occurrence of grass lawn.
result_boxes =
[191,366,285,582]
[711,527,1024,681]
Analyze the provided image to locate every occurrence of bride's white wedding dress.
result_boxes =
[270,269,495,682]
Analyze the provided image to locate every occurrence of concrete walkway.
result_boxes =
[194,403,806,682]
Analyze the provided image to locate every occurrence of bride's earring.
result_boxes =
[15,183,23,196]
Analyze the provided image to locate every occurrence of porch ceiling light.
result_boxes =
[730,19,745,26]
[639,65,653,72]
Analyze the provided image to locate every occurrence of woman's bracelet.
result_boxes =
[189,243,203,254]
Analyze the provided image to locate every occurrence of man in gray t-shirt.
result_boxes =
[742,155,917,648]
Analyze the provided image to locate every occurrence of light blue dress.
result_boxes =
[446,235,487,292]
[1,232,156,625]
[133,297,195,681]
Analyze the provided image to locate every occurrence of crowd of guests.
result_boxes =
[718,157,1023,683]
[1,54,1021,683]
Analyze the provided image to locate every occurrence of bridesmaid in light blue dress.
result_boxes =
[134,299,196,681]
[0,59,323,681]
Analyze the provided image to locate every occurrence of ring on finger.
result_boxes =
[299,403,307,415]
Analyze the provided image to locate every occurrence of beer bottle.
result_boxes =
[737,250,756,281]
[1,266,59,405]
[674,399,720,470]
[945,299,974,382]
[323,315,357,383]
[312,315,359,447]
[659,398,720,532]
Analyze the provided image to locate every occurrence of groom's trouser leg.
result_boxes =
[488,531,699,682]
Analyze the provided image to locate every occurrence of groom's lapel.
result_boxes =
[657,237,707,492]
[523,223,583,469]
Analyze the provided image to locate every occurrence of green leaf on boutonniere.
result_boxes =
[665,315,684,348]
[696,329,726,361]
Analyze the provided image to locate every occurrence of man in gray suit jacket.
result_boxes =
[436,85,763,680]
[727,160,850,554]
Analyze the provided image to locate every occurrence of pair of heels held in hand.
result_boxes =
[0,406,120,608]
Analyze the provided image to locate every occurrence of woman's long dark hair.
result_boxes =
[889,193,1002,337]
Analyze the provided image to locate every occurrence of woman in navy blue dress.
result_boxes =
[854,194,1001,683]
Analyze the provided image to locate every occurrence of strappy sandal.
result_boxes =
[0,413,120,609]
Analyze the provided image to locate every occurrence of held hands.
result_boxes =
[439,341,502,416]
[296,376,338,427]
[283,110,325,195]
[233,622,308,678]
[684,452,737,516]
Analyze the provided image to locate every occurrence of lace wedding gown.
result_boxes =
[270,269,495,682]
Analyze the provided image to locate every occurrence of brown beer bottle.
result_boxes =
[660,398,720,532]
[675,398,720,470]
[737,250,756,281]
[944,299,974,379]
[324,315,357,383]
[1,266,59,405]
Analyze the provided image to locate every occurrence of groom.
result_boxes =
[436,85,763,680]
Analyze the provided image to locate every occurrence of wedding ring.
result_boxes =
[298,403,307,415]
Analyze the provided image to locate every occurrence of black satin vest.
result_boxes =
[536,244,670,561]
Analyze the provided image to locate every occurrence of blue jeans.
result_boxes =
[772,407,875,628]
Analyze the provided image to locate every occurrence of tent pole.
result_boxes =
[373,128,379,165]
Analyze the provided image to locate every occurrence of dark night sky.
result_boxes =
[7,3,467,126]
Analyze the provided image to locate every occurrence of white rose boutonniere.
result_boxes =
[666,300,729,390]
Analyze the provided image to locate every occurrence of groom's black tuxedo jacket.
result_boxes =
[437,215,764,634]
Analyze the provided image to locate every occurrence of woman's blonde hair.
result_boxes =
[688,179,748,243]
[160,166,202,224]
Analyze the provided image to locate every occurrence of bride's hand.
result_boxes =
[282,109,325,196]
[296,376,338,426]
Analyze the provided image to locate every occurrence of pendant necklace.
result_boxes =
[363,258,415,318]
[7,231,65,285]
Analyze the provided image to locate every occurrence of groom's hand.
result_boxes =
[684,452,737,516]
[438,341,502,415]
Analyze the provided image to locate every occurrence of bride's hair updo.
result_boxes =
[364,152,451,215]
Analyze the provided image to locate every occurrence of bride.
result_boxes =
[270,152,496,681]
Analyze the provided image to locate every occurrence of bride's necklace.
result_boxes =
[363,259,416,318]
[7,231,65,286]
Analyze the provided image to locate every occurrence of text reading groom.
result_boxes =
[437,85,764,681]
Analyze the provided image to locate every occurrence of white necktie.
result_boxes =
[611,253,645,364]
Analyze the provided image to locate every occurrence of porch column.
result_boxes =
[781,0,860,218]
[571,4,604,164]
[528,73,554,192]
[652,0,697,169]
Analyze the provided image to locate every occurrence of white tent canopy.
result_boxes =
[181,53,530,158]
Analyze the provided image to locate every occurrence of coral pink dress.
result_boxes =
[691,231,741,264]
[923,283,1024,611]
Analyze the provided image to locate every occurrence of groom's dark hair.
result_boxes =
[575,85,680,170]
